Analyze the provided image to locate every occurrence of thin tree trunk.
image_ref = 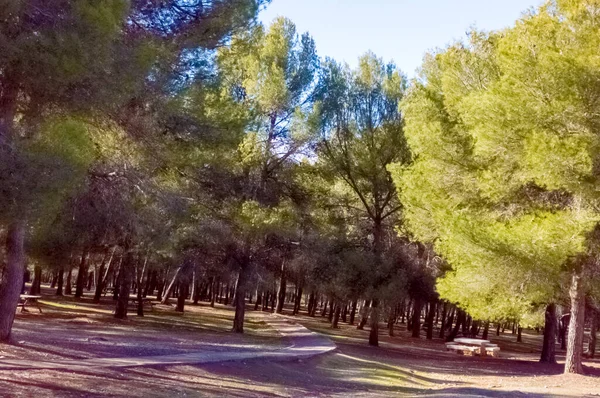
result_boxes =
[74,248,89,298]
[275,261,286,314]
[564,270,586,374]
[358,299,370,330]
[29,265,42,295]
[161,266,182,305]
[588,309,597,359]
[332,303,341,328]
[94,247,116,302]
[232,263,250,333]
[368,299,380,346]
[426,300,436,339]
[56,267,64,296]
[446,309,465,341]
[293,286,302,315]
[439,302,447,339]
[540,303,557,364]
[114,249,134,319]
[137,254,149,316]
[412,298,422,338]
[64,266,73,295]
[0,221,26,341]
[349,300,358,325]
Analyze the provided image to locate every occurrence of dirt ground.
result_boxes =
[1,288,599,397]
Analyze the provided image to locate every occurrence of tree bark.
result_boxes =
[358,299,370,330]
[0,221,26,342]
[540,303,557,363]
[161,266,182,305]
[29,265,42,295]
[275,261,286,314]
[411,298,422,338]
[332,303,341,328]
[439,302,447,339]
[56,267,64,296]
[426,300,436,339]
[446,309,465,341]
[94,247,116,302]
[368,299,380,346]
[564,270,586,374]
[74,248,90,298]
[293,286,302,315]
[232,263,250,333]
[114,249,134,319]
[482,321,490,340]
[588,309,597,359]
[349,300,358,325]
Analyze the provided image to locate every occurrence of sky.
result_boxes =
[259,0,542,76]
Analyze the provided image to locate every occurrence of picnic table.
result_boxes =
[446,338,500,357]
[18,295,43,313]
[130,297,156,311]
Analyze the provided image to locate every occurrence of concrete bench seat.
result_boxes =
[445,344,479,356]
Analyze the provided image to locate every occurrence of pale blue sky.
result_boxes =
[259,0,542,76]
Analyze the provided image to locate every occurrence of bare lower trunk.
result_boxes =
[588,309,597,359]
[349,300,358,325]
[29,265,42,295]
[0,221,26,342]
[564,270,585,374]
[232,264,250,333]
[540,303,557,363]
[161,266,181,305]
[176,282,188,312]
[446,309,465,341]
[411,299,422,338]
[74,248,89,298]
[94,247,116,302]
[332,303,341,328]
[482,321,490,340]
[275,261,286,314]
[56,267,64,296]
[358,299,370,330]
[426,300,436,339]
[114,250,134,319]
[439,302,447,339]
[368,299,379,346]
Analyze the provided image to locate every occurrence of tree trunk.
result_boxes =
[368,299,380,346]
[358,299,370,330]
[64,266,73,295]
[349,300,358,325]
[517,326,523,342]
[439,302,447,339]
[0,221,26,342]
[29,265,42,295]
[411,298,422,338]
[332,303,341,328]
[426,300,436,340]
[328,300,334,322]
[275,261,286,314]
[114,249,134,319]
[74,248,89,298]
[293,286,302,315]
[588,309,597,359]
[482,321,490,340]
[56,267,64,296]
[94,247,116,302]
[137,254,149,316]
[388,306,396,337]
[232,263,250,333]
[161,266,182,305]
[176,281,188,312]
[446,309,465,341]
[564,270,586,374]
[540,303,557,364]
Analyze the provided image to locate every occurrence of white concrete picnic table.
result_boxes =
[453,338,492,346]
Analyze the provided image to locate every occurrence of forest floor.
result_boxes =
[0,287,598,397]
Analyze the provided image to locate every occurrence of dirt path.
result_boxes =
[0,314,335,371]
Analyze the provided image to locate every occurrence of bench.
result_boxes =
[130,297,156,311]
[446,344,479,356]
[18,295,42,313]
[445,340,501,357]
